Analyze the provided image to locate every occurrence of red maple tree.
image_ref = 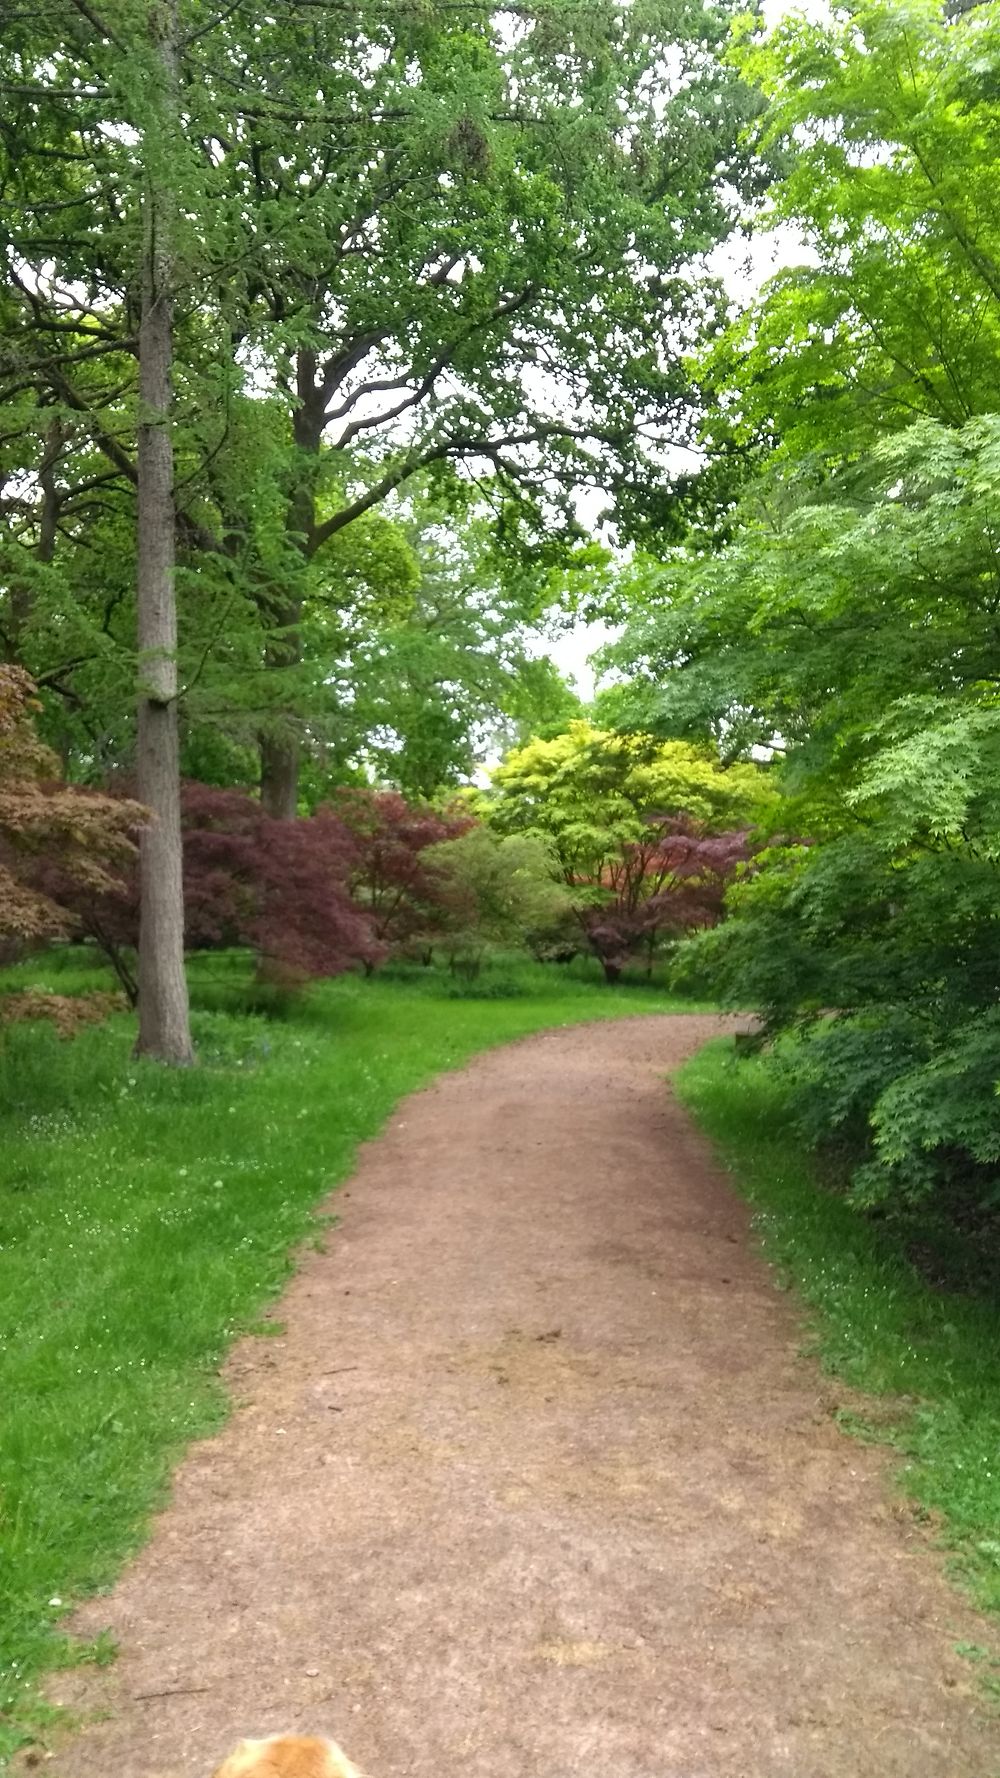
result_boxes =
[577,816,752,982]
[331,788,472,962]
[45,783,379,997]
[0,666,144,956]
[182,784,377,979]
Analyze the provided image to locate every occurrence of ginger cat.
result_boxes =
[211,1737,362,1778]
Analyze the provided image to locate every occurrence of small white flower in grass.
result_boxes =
[49,1597,62,1607]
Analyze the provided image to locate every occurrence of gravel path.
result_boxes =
[51,1016,998,1777]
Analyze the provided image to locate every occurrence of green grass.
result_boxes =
[0,945,123,999]
[0,948,700,1760]
[678,1039,1000,1653]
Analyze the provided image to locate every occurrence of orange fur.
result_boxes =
[211,1736,362,1778]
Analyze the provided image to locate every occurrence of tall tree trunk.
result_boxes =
[260,719,300,819]
[258,584,302,819]
[134,0,193,1063]
[257,353,323,817]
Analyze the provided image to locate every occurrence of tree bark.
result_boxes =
[260,723,300,819]
[134,0,193,1063]
[257,353,323,816]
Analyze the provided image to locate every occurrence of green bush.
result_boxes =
[676,814,1000,1220]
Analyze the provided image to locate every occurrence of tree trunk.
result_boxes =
[260,725,300,819]
[258,585,303,818]
[134,0,193,1064]
[257,355,323,814]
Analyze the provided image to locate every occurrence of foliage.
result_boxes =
[423,826,571,970]
[0,665,143,954]
[181,786,377,982]
[492,720,767,854]
[331,787,470,957]
[604,0,1000,1226]
[1,0,762,807]
[711,0,1000,461]
[697,837,1000,1210]
[652,415,1000,1211]
[326,516,584,797]
[49,784,377,995]
[611,416,1000,762]
[580,817,753,982]
[489,718,769,976]
[0,990,125,1034]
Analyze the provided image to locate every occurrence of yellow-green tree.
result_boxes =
[491,721,769,873]
[488,720,771,978]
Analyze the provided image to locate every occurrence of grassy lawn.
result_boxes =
[678,1038,1000,1668]
[0,947,699,1759]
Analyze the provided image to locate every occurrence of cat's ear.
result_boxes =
[323,1743,364,1778]
[212,1740,265,1778]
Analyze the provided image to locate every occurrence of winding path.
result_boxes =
[54,1017,997,1777]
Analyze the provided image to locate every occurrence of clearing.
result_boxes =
[48,1017,998,1777]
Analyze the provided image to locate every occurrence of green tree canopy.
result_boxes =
[708,0,1000,463]
[611,417,1000,779]
[2,0,762,810]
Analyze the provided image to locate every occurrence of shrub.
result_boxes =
[330,787,471,961]
[423,827,571,973]
[48,783,378,994]
[0,666,143,951]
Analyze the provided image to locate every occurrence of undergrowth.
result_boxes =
[0,948,698,1760]
[678,1039,1000,1656]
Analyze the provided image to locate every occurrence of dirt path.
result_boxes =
[53,1016,998,1778]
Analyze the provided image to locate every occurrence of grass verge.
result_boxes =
[677,1038,1000,1657]
[0,951,699,1760]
